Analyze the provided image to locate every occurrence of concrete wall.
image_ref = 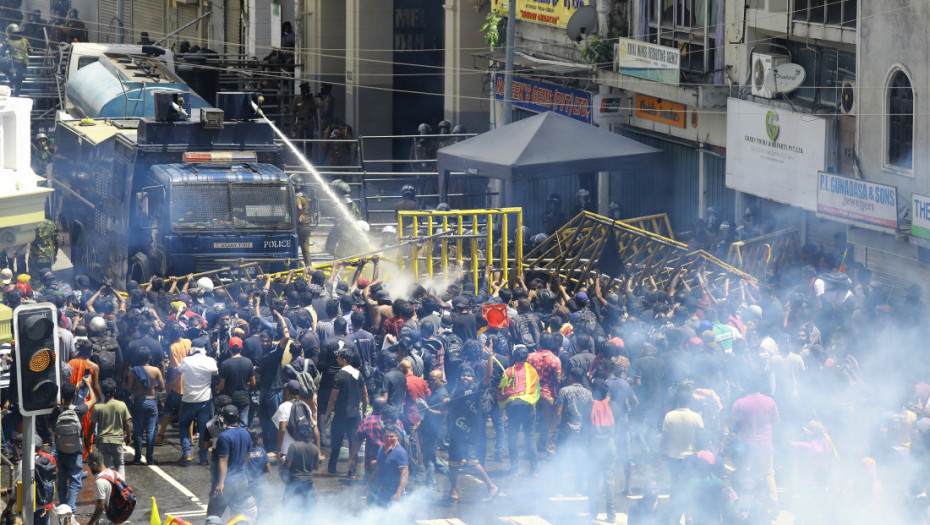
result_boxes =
[857,0,930,203]
[345,0,393,159]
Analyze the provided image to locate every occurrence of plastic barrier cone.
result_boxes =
[151,497,162,525]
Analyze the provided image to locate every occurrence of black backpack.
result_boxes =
[34,450,57,509]
[515,314,539,349]
[287,400,315,441]
[284,359,319,398]
[441,332,464,360]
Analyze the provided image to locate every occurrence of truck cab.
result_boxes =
[130,154,298,280]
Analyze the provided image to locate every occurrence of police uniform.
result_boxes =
[322,123,353,166]
[292,85,317,156]
[295,192,313,265]
[28,219,57,277]
[32,141,52,176]
[2,34,31,95]
[409,137,437,173]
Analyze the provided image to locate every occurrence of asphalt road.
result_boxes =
[53,420,797,525]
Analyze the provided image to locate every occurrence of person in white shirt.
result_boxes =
[272,380,321,461]
[86,451,122,525]
[174,337,218,464]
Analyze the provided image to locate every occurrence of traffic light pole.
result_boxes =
[21,416,35,525]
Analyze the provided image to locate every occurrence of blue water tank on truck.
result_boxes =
[51,92,300,288]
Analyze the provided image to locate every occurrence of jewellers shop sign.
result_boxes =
[818,172,897,228]
[725,98,831,211]
[493,74,592,123]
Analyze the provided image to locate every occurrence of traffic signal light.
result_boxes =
[13,303,60,416]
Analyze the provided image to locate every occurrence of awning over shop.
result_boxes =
[436,111,661,186]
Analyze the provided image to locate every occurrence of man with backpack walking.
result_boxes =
[53,377,97,513]
[86,450,135,525]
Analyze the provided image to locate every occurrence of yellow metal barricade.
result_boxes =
[524,211,754,293]
[398,208,523,290]
[621,213,676,241]
[727,228,800,279]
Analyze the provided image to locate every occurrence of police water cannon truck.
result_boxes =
[51,91,299,288]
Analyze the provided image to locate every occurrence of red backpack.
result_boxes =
[99,470,136,523]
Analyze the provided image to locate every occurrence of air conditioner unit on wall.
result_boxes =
[751,52,789,99]
[841,78,856,115]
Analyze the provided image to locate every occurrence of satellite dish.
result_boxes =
[566,6,598,43]
[762,63,806,94]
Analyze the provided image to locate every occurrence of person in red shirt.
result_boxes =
[400,359,430,476]
[527,332,562,455]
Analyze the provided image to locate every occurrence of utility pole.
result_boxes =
[502,0,516,125]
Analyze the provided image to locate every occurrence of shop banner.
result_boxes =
[493,74,592,123]
[817,172,898,228]
[634,94,686,128]
[726,98,830,211]
[491,0,589,29]
[592,94,625,125]
[614,38,681,86]
[912,193,930,239]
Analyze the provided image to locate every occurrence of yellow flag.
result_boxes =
[151,497,162,525]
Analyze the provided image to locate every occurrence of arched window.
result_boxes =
[888,70,914,170]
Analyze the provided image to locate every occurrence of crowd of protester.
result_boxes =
[1,234,930,524]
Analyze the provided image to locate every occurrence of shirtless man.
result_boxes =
[126,348,165,465]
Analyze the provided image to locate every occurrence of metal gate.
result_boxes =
[397,208,524,289]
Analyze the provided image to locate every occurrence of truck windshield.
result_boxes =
[170,183,294,232]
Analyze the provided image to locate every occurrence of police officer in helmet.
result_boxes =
[410,123,437,173]
[542,193,566,235]
[395,184,419,220]
[1,23,31,95]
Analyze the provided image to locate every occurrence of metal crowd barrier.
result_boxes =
[726,228,800,279]
[524,211,754,294]
[397,208,524,290]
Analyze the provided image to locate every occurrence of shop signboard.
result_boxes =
[634,94,686,128]
[490,0,588,29]
[725,98,830,211]
[493,74,592,123]
[817,172,898,228]
[592,94,625,125]
[614,38,681,86]
[912,193,930,239]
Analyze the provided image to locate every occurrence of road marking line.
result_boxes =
[499,517,553,525]
[148,465,204,504]
[166,510,209,518]
[415,520,468,525]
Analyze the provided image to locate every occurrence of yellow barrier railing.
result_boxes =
[622,213,676,241]
[726,228,800,279]
[398,208,523,290]
[524,211,754,293]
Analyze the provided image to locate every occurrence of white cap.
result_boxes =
[0,268,11,285]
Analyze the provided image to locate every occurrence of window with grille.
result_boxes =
[645,0,717,79]
[171,183,294,232]
[793,0,856,28]
[887,71,913,170]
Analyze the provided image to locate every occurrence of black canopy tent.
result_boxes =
[436,111,661,204]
